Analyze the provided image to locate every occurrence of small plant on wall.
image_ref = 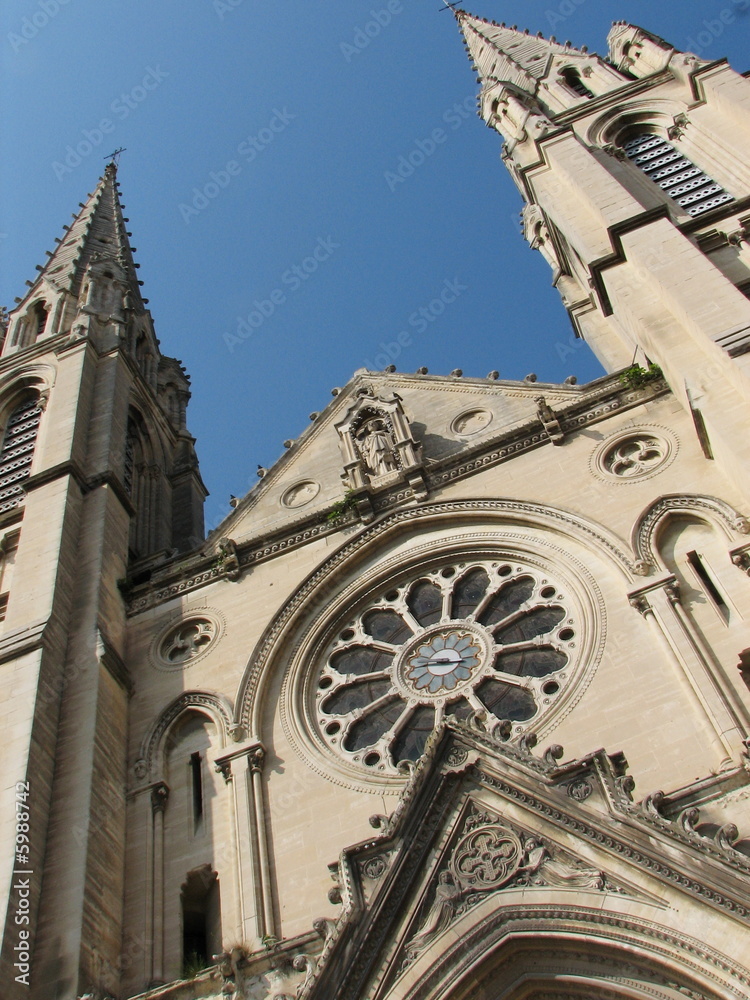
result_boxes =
[620,363,663,389]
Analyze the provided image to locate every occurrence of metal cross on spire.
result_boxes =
[438,0,462,11]
[104,147,126,166]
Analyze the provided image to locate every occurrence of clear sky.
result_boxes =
[2,0,748,534]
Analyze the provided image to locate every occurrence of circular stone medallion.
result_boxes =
[282,480,321,508]
[451,409,493,436]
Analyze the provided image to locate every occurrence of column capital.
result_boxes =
[151,781,169,815]
[730,543,750,575]
[214,740,266,776]
[627,574,680,615]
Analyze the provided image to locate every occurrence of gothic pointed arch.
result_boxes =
[135,690,234,783]
[631,494,750,571]
[392,901,747,1000]
[125,408,167,558]
[0,371,52,515]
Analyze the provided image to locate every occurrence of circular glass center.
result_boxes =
[404,630,483,694]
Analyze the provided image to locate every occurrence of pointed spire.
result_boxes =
[16,162,145,316]
[455,9,581,92]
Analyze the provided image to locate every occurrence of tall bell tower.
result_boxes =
[0,163,206,999]
[456,11,750,499]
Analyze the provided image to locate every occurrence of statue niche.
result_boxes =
[335,389,425,495]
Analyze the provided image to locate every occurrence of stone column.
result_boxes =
[214,742,273,946]
[150,782,169,986]
[628,575,746,765]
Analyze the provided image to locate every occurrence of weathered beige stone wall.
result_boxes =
[121,378,750,990]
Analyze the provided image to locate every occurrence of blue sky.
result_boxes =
[2,0,749,533]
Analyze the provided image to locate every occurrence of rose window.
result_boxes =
[315,561,577,774]
[604,436,665,478]
[159,619,216,664]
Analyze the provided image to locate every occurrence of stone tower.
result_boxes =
[0,163,206,998]
[456,11,750,497]
[4,17,750,1000]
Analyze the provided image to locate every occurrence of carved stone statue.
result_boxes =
[405,871,463,961]
[519,837,604,889]
[356,417,399,477]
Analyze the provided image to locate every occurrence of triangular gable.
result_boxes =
[303,722,750,1000]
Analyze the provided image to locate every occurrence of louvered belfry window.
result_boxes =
[622,133,734,217]
[0,398,42,513]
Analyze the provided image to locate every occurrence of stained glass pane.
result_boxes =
[495,648,567,678]
[445,698,472,721]
[494,606,566,643]
[322,678,392,716]
[408,580,442,626]
[451,568,490,619]
[475,679,537,722]
[362,609,412,644]
[390,705,435,764]
[330,646,393,676]
[343,696,404,752]
[478,577,535,626]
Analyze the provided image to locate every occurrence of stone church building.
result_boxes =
[3,11,750,1000]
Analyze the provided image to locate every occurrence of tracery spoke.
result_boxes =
[319,669,389,692]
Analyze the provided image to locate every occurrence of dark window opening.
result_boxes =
[32,302,49,338]
[561,68,594,99]
[190,752,203,826]
[181,867,221,976]
[621,132,733,218]
[686,550,729,620]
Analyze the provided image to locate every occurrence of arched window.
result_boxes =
[125,412,158,558]
[32,302,48,340]
[0,397,42,514]
[560,67,594,99]
[621,132,733,217]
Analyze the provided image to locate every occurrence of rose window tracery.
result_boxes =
[603,435,665,478]
[315,561,578,774]
[159,618,216,664]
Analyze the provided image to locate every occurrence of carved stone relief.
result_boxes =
[282,480,321,509]
[451,408,493,437]
[403,807,607,966]
[591,426,676,484]
[150,608,225,670]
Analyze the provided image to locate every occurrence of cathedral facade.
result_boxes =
[3,12,750,1000]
